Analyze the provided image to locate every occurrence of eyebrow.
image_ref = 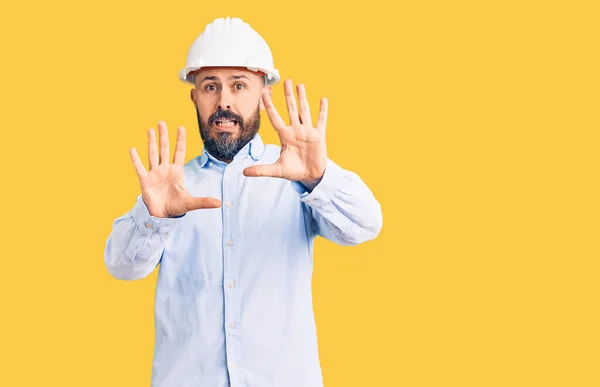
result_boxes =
[198,74,250,84]
[199,75,218,84]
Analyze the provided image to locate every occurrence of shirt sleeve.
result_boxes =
[290,158,383,246]
[104,194,184,280]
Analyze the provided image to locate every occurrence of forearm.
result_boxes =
[104,195,181,280]
[293,159,383,246]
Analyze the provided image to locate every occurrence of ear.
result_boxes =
[190,89,196,104]
[259,86,272,111]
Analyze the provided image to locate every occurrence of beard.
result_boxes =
[196,106,261,162]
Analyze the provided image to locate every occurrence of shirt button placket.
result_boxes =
[223,164,240,383]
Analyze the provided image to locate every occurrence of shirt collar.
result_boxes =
[248,133,265,160]
[195,133,265,168]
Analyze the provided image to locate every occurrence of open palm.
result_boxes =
[130,121,221,218]
[243,80,328,187]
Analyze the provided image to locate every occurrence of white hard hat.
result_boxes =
[179,17,280,86]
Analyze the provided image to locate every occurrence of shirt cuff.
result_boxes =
[290,159,346,208]
[131,195,184,235]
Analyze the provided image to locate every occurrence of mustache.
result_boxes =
[208,109,244,127]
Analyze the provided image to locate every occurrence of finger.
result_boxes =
[158,121,170,165]
[296,84,312,127]
[129,147,148,179]
[148,128,158,170]
[173,126,186,165]
[316,97,328,133]
[243,164,284,178]
[284,79,300,125]
[186,196,222,211]
[262,90,287,131]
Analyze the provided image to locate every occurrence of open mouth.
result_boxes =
[215,119,239,129]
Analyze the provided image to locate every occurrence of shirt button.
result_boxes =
[226,240,233,247]
[225,201,232,208]
[145,223,153,229]
[228,322,236,329]
[227,282,235,289]
[209,161,214,166]
[231,363,237,369]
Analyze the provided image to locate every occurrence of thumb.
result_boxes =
[243,164,283,178]
[186,196,222,211]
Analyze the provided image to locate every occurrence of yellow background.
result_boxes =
[1,0,598,386]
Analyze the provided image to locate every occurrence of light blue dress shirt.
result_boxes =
[104,133,383,387]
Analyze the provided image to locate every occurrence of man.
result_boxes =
[104,16,382,387]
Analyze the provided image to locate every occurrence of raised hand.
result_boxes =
[129,121,221,218]
[243,79,328,189]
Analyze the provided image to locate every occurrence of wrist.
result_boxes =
[299,172,325,191]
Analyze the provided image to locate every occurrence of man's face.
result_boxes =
[191,67,269,162]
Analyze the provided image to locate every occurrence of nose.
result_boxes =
[217,90,232,110]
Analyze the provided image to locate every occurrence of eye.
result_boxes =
[205,84,217,91]
[234,83,245,90]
